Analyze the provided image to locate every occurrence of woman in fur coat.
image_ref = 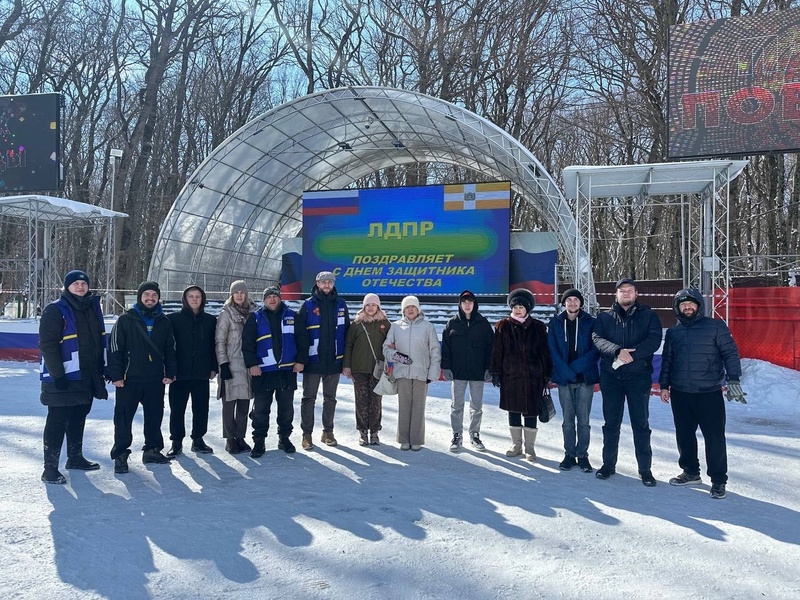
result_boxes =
[490,289,553,461]
[343,293,391,446]
[215,280,256,454]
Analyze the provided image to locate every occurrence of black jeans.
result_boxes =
[251,387,294,440]
[670,389,728,485]
[43,402,93,467]
[168,379,210,442]
[111,381,166,458]
[599,374,653,472]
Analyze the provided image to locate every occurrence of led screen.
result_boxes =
[668,9,800,159]
[302,182,511,296]
[0,93,62,192]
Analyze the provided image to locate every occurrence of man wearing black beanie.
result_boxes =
[107,280,177,472]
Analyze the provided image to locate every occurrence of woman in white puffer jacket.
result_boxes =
[382,296,441,451]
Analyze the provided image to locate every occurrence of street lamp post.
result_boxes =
[105,148,123,314]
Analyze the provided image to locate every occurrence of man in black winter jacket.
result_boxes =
[441,290,494,452]
[592,278,662,486]
[659,288,745,499]
[108,281,177,472]
[165,286,217,457]
[38,270,108,484]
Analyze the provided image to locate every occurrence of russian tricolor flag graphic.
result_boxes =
[303,189,360,216]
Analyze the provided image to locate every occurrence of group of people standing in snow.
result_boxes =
[38,269,745,500]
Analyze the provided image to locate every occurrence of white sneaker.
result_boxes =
[450,433,462,452]
[400,443,410,451]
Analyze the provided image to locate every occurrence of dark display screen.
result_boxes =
[668,9,800,158]
[0,93,62,192]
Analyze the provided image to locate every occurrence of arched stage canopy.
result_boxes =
[149,86,589,298]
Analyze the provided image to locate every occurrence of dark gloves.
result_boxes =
[726,381,747,404]
[443,369,454,381]
[54,376,69,390]
[220,363,233,381]
[492,374,501,388]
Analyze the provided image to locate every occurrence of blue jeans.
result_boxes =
[557,383,594,458]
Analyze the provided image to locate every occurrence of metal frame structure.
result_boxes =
[149,87,591,299]
[0,195,127,315]
[562,160,749,317]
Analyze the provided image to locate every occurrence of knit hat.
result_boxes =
[507,288,535,313]
[262,286,281,299]
[230,280,248,296]
[401,295,420,311]
[64,270,89,289]
[561,288,584,307]
[316,271,336,283]
[136,281,160,304]
[363,292,381,307]
[616,277,636,289]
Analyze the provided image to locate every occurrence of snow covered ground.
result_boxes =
[1,358,799,599]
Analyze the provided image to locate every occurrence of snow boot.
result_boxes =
[114,450,131,474]
[506,426,523,457]
[41,467,67,484]
[250,438,266,458]
[65,455,101,470]
[523,427,538,462]
[278,436,296,453]
[166,441,183,458]
[191,438,214,454]
[142,448,172,464]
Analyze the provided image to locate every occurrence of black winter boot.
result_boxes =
[278,436,296,453]
[166,441,183,458]
[250,438,266,458]
[41,467,67,484]
[142,448,173,464]
[43,440,66,483]
[65,455,101,470]
[114,450,131,474]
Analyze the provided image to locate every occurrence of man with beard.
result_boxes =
[547,288,599,473]
[165,285,217,457]
[295,271,350,450]
[592,278,662,486]
[38,270,108,484]
[108,281,177,473]
[659,288,745,499]
[242,286,301,457]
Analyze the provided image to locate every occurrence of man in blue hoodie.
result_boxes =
[548,289,599,473]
